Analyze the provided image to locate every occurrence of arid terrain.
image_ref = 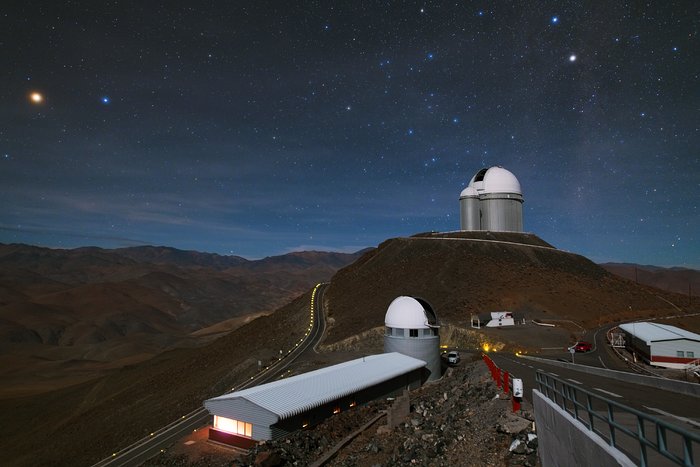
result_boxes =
[324,232,696,353]
[0,243,363,397]
[601,262,700,299]
[1,233,698,466]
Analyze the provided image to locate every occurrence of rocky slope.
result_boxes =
[146,357,539,467]
[324,233,696,350]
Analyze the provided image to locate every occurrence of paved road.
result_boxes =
[490,351,700,465]
[490,352,700,424]
[92,283,329,467]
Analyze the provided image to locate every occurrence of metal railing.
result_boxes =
[536,370,700,466]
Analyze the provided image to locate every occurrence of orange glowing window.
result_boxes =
[333,407,341,414]
[349,401,356,407]
[213,415,252,438]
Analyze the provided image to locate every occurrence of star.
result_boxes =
[551,16,559,24]
[569,54,577,62]
[101,96,111,104]
[29,91,44,104]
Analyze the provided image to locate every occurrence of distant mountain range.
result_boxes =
[2,233,698,466]
[600,263,699,298]
[0,242,364,396]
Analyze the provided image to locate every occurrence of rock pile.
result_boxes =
[234,358,539,467]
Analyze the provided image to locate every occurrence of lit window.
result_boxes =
[214,415,252,438]
[333,407,341,414]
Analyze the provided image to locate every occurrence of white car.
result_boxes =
[447,351,460,365]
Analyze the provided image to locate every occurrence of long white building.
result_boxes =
[203,353,426,448]
[619,322,700,369]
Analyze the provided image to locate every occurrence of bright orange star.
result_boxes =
[29,92,44,104]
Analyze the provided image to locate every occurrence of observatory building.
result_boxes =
[459,166,524,232]
[384,296,441,381]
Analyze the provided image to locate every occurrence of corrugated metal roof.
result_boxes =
[619,322,700,344]
[205,352,426,420]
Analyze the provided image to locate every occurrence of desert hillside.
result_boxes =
[0,291,314,466]
[601,262,699,299]
[0,243,362,396]
[324,232,697,346]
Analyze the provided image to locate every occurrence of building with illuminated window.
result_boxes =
[203,352,427,448]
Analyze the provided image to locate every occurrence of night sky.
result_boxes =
[1,2,698,267]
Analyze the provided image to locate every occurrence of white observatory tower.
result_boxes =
[384,296,441,381]
[459,166,523,232]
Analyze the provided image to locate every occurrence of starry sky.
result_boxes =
[1,2,698,267]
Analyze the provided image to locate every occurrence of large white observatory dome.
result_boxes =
[469,166,522,195]
[459,165,524,232]
[385,296,430,329]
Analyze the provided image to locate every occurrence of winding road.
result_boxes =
[91,283,329,467]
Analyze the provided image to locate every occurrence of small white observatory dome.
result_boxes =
[459,186,479,199]
[385,296,430,329]
[469,166,522,195]
[384,295,440,382]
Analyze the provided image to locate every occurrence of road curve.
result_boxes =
[92,283,329,467]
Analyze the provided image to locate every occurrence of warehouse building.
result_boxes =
[619,322,700,369]
[203,352,427,448]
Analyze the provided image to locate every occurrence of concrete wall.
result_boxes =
[533,389,635,467]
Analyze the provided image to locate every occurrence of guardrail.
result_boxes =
[482,354,522,412]
[535,370,700,466]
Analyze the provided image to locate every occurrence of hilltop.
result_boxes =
[324,232,695,350]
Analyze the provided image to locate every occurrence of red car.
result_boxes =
[569,341,592,352]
